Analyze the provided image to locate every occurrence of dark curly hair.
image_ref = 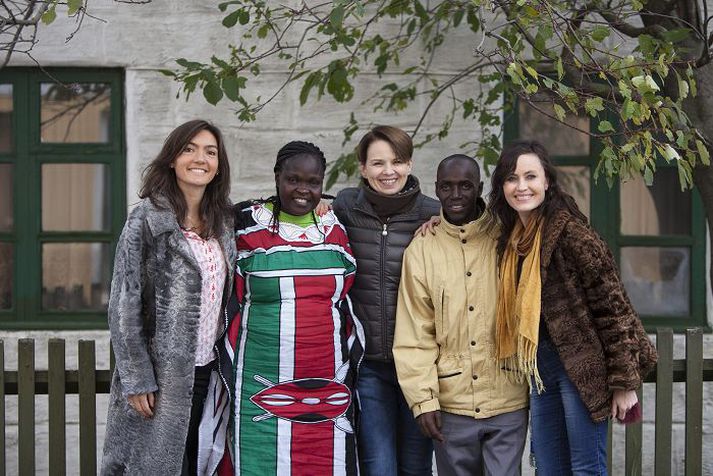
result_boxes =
[139,119,231,239]
[486,139,587,259]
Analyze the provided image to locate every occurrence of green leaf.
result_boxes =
[67,0,83,15]
[556,58,564,80]
[696,139,710,165]
[222,76,241,101]
[222,10,241,28]
[661,28,692,43]
[175,58,205,70]
[590,26,610,42]
[453,8,465,27]
[203,80,223,105]
[643,166,654,185]
[41,5,57,25]
[257,24,269,39]
[466,6,480,33]
[211,56,231,70]
[330,6,345,28]
[300,71,322,105]
[584,97,604,117]
[553,103,566,122]
[597,120,615,133]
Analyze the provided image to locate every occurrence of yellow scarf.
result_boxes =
[496,213,544,392]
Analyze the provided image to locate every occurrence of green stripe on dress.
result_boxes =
[238,275,281,475]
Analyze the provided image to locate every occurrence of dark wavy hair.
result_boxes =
[266,140,327,231]
[487,140,587,259]
[139,119,231,239]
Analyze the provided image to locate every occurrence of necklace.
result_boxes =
[181,215,203,233]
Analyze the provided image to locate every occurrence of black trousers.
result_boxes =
[181,361,214,476]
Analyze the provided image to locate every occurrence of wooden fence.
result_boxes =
[0,328,711,476]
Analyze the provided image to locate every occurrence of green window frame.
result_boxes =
[505,97,707,331]
[0,68,125,329]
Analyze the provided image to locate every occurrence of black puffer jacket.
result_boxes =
[333,184,440,361]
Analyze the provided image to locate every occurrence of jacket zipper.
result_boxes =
[380,220,388,360]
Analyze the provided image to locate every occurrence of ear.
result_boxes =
[477,181,484,197]
[405,159,413,174]
[545,178,549,191]
[358,161,367,178]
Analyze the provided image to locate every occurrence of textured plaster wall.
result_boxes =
[2,0,712,474]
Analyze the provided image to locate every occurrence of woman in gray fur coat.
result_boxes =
[101,120,237,475]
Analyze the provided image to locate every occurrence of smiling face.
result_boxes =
[359,139,412,195]
[503,153,549,225]
[172,129,219,195]
[435,158,483,226]
[276,153,324,216]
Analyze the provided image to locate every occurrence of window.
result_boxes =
[0,69,125,329]
[505,95,706,330]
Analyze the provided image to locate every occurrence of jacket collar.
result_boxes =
[144,197,180,237]
[540,208,572,270]
[438,198,494,240]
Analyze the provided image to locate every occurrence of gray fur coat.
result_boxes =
[101,198,236,475]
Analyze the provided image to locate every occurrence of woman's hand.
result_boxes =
[611,389,637,421]
[314,199,332,217]
[128,392,155,418]
[415,216,441,236]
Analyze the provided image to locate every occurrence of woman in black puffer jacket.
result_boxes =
[333,125,440,476]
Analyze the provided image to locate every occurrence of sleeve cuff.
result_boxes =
[412,398,440,418]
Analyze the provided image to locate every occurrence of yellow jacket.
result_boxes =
[394,211,528,419]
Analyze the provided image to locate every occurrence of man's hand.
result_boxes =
[128,392,155,418]
[416,410,444,442]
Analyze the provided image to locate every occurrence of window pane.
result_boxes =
[42,242,110,311]
[0,164,12,231]
[42,163,110,231]
[557,166,590,220]
[40,83,111,143]
[620,247,690,316]
[518,97,590,156]
[620,168,691,236]
[0,242,12,310]
[0,84,11,152]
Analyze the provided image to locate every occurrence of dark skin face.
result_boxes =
[275,153,325,216]
[435,158,483,225]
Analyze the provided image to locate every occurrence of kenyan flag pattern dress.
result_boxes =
[222,203,365,476]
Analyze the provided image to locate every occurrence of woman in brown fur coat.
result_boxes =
[488,140,657,475]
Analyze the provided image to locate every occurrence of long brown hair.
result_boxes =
[139,119,231,239]
[487,140,587,259]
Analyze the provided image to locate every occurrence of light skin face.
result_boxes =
[276,153,324,216]
[171,129,219,197]
[359,139,413,195]
[435,159,483,226]
[503,153,549,226]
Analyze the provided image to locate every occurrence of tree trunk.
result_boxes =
[685,62,713,305]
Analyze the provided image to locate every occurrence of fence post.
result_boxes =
[17,339,35,476]
[655,328,673,476]
[78,340,97,476]
[48,339,66,476]
[624,387,643,475]
[0,340,5,476]
[685,328,703,476]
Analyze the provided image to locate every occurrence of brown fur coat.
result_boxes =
[540,209,657,422]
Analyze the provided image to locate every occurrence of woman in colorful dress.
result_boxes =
[222,141,365,475]
[488,140,657,475]
[102,119,235,475]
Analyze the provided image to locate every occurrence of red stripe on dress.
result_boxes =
[291,274,336,476]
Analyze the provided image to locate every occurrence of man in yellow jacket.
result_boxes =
[393,155,528,476]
